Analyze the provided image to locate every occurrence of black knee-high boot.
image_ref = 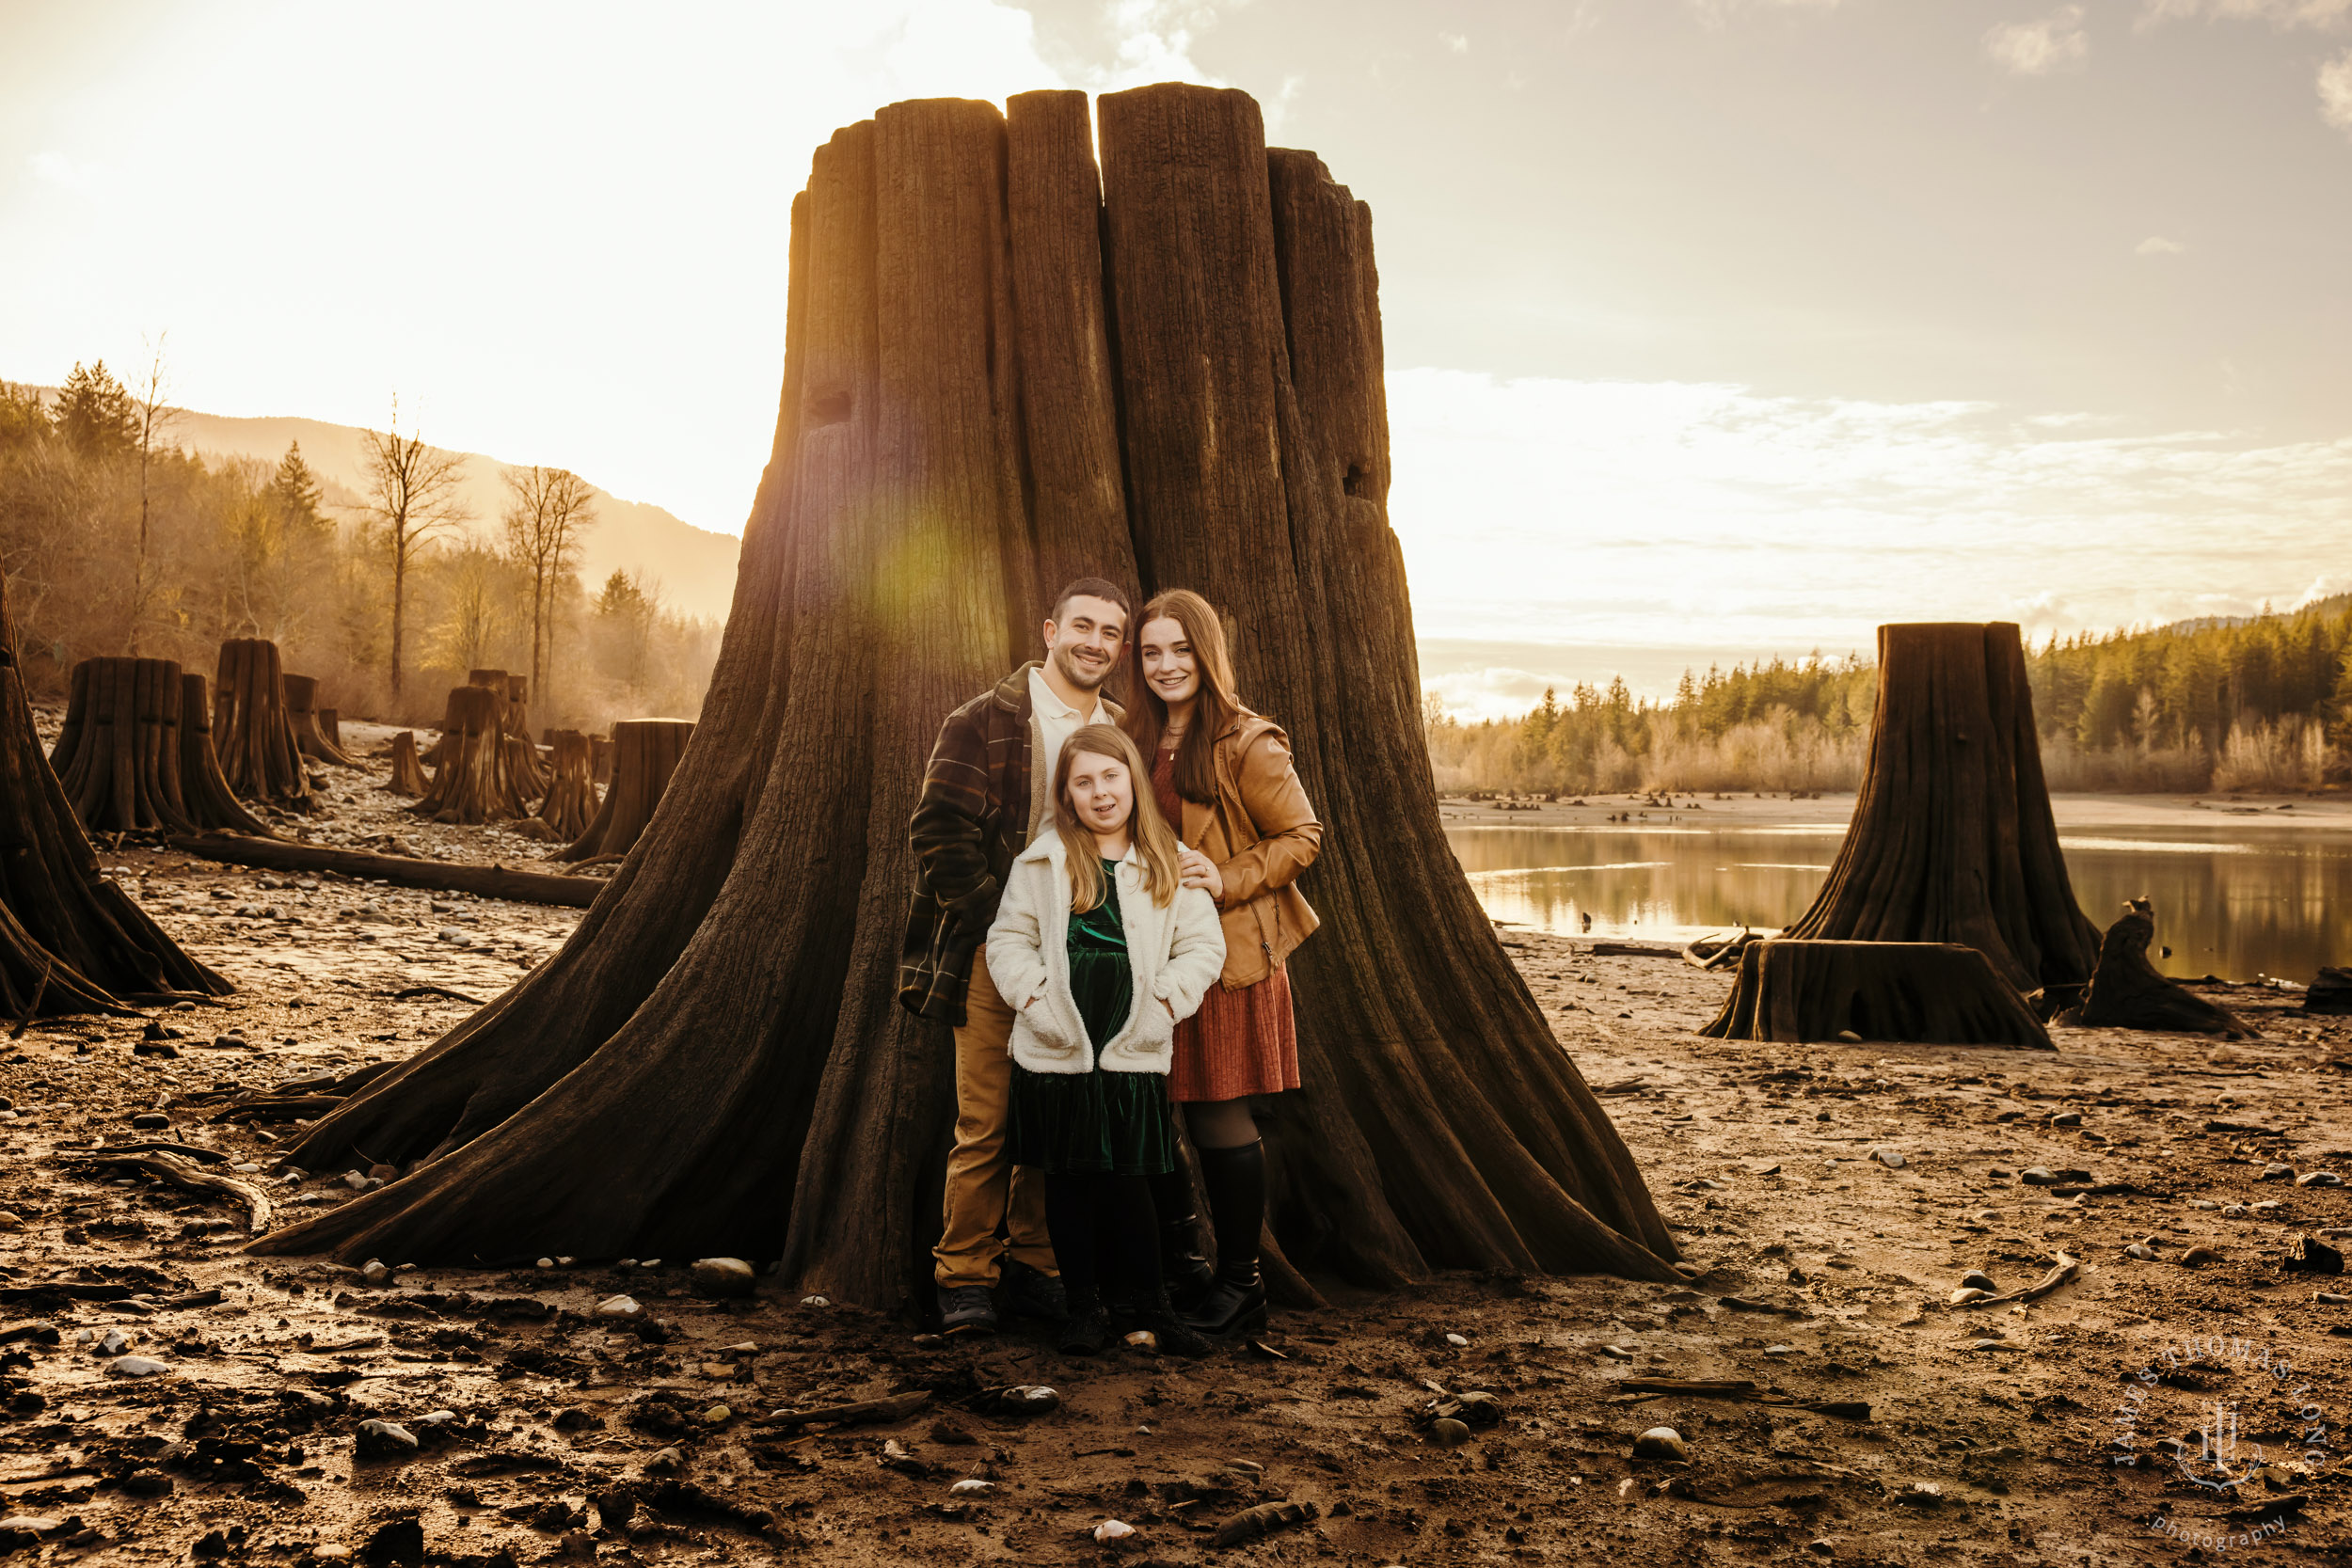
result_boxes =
[1181,1141,1268,1338]
[1044,1176,1112,1354]
[1146,1166,1215,1309]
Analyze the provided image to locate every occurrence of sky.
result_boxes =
[6,0,2350,715]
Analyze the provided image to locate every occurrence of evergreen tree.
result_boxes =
[267,442,326,537]
[53,361,136,461]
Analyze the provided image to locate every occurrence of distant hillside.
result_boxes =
[145,404,740,623]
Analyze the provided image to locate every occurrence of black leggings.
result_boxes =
[1043,1172,1164,1307]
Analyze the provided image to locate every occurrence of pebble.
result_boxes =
[2125,1243,2155,1260]
[355,1419,419,1458]
[1093,1521,1135,1544]
[911,1334,946,1350]
[1835,1030,1862,1044]
[342,1171,369,1192]
[703,1404,731,1423]
[2263,1164,2296,1181]
[949,1479,993,1495]
[2299,1172,2344,1188]
[644,1448,684,1477]
[2181,1246,2224,1267]
[595,1295,643,1319]
[107,1356,169,1378]
[130,1113,168,1129]
[1596,1343,1634,1360]
[1959,1270,1997,1291]
[1124,1331,1158,1352]
[801,1294,830,1308]
[360,1260,390,1286]
[1429,1418,1470,1447]
[1870,1148,1905,1169]
[1947,1287,1993,1306]
[1443,1332,1469,1347]
[2020,1167,2055,1185]
[119,1470,172,1497]
[2051,1111,2082,1127]
[97,1329,130,1356]
[691,1258,756,1298]
[1633,1427,1689,1461]
[0,1212,18,1232]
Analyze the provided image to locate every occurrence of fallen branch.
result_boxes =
[90,1141,232,1165]
[1610,1376,1871,1421]
[755,1390,930,1430]
[1958,1252,2080,1308]
[8,958,52,1038]
[392,985,485,1006]
[1212,1499,1319,1548]
[167,832,607,909]
[213,1095,343,1125]
[72,1149,272,1234]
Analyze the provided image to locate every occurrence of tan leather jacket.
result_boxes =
[1167,711,1322,989]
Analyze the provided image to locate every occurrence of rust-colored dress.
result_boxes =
[1153,748,1301,1102]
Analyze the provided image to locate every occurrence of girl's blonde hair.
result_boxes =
[1053,722,1182,912]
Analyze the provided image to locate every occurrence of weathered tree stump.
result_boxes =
[213,640,315,811]
[2066,899,2254,1037]
[320,707,343,753]
[533,730,598,841]
[1782,623,2099,993]
[2309,968,2352,1016]
[259,87,1678,1292]
[1701,940,2055,1049]
[282,674,358,768]
[175,673,275,835]
[408,686,528,825]
[383,731,429,798]
[0,572,229,1015]
[589,735,613,788]
[50,657,196,833]
[555,719,692,863]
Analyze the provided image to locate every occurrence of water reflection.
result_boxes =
[1446,824,2352,982]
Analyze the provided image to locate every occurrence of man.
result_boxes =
[901,576,1131,1335]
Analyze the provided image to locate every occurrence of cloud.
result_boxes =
[1100,0,1229,88]
[25,150,90,191]
[2136,234,2187,254]
[1985,6,2090,74]
[2138,0,2352,28]
[1440,31,1470,53]
[2322,47,2352,131]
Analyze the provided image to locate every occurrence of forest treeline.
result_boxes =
[1426,597,2352,796]
[0,362,719,735]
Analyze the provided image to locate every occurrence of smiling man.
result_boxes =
[901,576,1132,1336]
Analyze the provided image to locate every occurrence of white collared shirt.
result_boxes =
[1028,664,1104,833]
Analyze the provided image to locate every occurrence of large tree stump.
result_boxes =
[1782,623,2099,993]
[175,673,275,836]
[554,720,691,863]
[50,657,196,833]
[408,687,528,825]
[384,731,429,797]
[282,674,358,768]
[2066,899,2255,1037]
[257,87,1678,1292]
[213,640,315,811]
[533,731,598,841]
[0,573,230,1014]
[1701,940,2054,1049]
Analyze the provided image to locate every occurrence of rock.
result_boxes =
[1947,1287,1993,1306]
[2020,1167,2057,1185]
[360,1516,424,1568]
[690,1258,756,1298]
[1428,1418,1470,1447]
[644,1448,684,1477]
[2284,1235,2344,1275]
[1959,1270,1997,1291]
[342,1170,370,1191]
[1123,1330,1159,1352]
[911,1333,946,1350]
[2315,1291,2352,1306]
[1633,1427,1689,1461]
[595,1295,643,1319]
[534,1257,554,1269]
[1870,1147,1905,1169]
[2298,1171,2344,1188]
[356,1419,420,1458]
[97,1329,130,1356]
[593,1489,637,1530]
[1787,1266,1807,1285]
[1093,1520,1135,1543]
[130,1113,169,1129]
[1836,1030,1862,1043]
[1895,1481,1944,1509]
[0,1212,19,1232]
[2051,1111,2082,1127]
[120,1470,173,1497]
[987,1385,1061,1417]
[367,1164,398,1180]
[360,1259,390,1287]
[1443,1332,1469,1347]
[949,1479,993,1495]
[1808,1541,1835,1558]
[2262,1164,2295,1181]
[2181,1246,2223,1267]
[0,1519,61,1550]
[800,1293,830,1307]
[703,1404,732,1424]
[2125,1243,2154,1260]
[108,1355,169,1378]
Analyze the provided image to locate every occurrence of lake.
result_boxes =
[1447,818,2352,984]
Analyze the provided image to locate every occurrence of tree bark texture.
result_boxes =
[1781,624,2099,993]
[50,657,197,834]
[2066,899,2254,1037]
[282,674,358,768]
[384,732,429,798]
[256,87,1678,1293]
[176,674,275,836]
[213,641,316,812]
[0,574,230,1014]
[554,720,693,863]
[409,687,528,825]
[533,731,598,841]
[1700,940,2055,1049]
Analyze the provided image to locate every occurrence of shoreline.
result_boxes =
[1440,789,2352,833]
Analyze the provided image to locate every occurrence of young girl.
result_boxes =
[988,723,1227,1356]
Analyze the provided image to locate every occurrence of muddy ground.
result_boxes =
[5,757,2352,1565]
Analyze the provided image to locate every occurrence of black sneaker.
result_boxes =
[938,1283,998,1337]
[1001,1259,1067,1323]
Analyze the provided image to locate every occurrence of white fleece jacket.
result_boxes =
[985,832,1226,1075]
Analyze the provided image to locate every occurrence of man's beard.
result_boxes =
[1053,642,1113,692]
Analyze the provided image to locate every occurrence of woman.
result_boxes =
[1122,588,1323,1338]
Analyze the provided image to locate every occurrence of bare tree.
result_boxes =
[501,465,596,707]
[128,335,179,655]
[359,404,470,699]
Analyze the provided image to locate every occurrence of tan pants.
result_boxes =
[932,948,1057,1288]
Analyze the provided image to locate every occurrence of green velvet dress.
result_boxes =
[1007,861,1178,1176]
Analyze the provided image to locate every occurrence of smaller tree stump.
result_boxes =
[50,657,195,833]
[283,674,358,767]
[589,734,613,787]
[176,673,274,835]
[533,730,598,840]
[2065,899,2255,1037]
[558,718,694,862]
[320,706,344,752]
[409,686,529,825]
[214,640,315,811]
[503,675,532,739]
[1701,939,2055,1049]
[384,731,429,797]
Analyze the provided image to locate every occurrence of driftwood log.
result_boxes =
[555,719,692,863]
[1701,940,2055,1049]
[213,640,315,811]
[1783,623,2099,994]
[257,86,1679,1292]
[283,674,358,767]
[170,832,607,908]
[50,657,195,833]
[384,731,429,797]
[2066,899,2254,1037]
[0,573,230,1015]
[176,674,276,835]
[533,731,598,840]
[410,686,528,825]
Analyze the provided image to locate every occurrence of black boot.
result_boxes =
[1057,1286,1114,1355]
[1111,1286,1214,1358]
[1182,1141,1269,1338]
[1146,1167,1216,1311]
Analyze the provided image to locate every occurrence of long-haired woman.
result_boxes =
[1121,589,1323,1338]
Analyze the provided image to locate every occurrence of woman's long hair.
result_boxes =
[1121,588,1242,805]
[1054,723,1183,911]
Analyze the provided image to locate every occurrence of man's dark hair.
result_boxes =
[1050,576,1131,626]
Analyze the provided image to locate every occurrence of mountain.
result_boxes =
[164,405,741,623]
